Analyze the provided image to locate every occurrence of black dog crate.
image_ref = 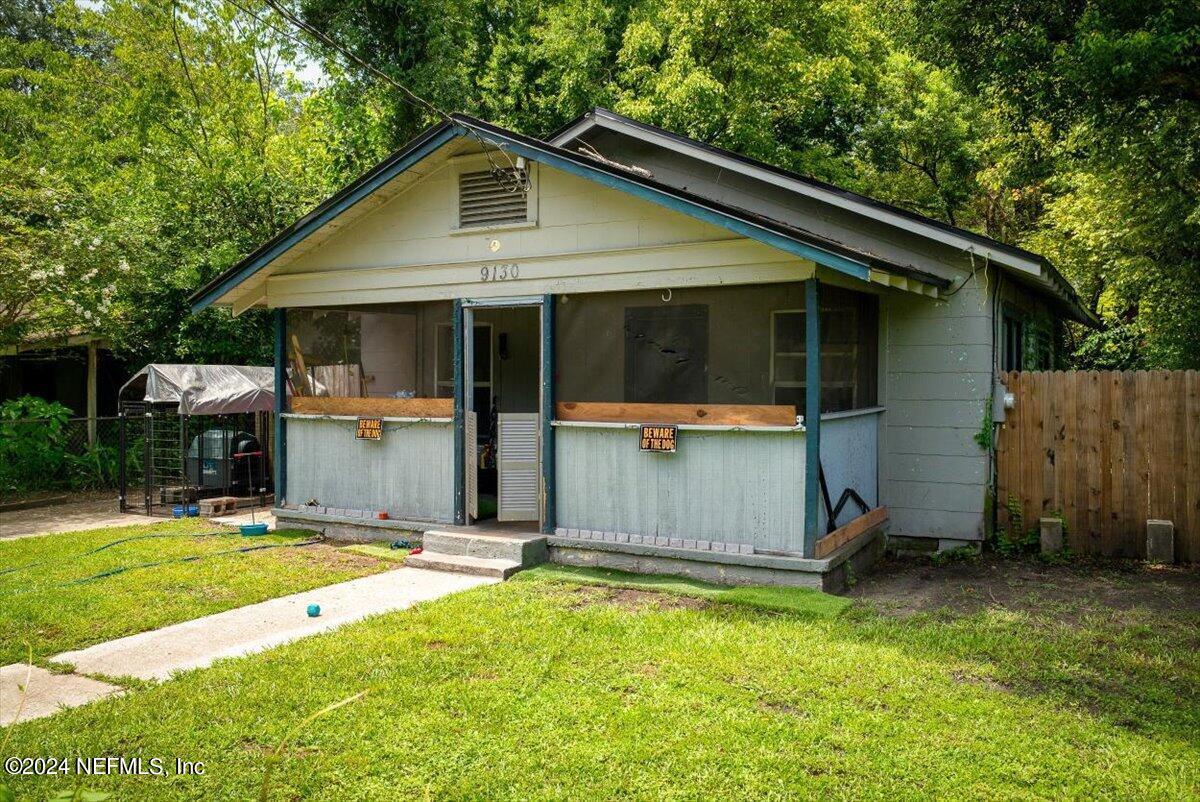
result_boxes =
[185,429,263,496]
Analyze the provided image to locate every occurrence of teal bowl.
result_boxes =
[240,523,269,536]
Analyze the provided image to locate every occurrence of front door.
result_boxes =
[462,300,542,525]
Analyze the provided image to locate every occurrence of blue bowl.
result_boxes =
[240,522,269,536]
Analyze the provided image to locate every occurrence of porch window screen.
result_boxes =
[286,301,452,398]
[555,282,878,415]
[772,287,878,412]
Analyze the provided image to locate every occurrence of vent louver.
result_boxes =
[458,169,529,228]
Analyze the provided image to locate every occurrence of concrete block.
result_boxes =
[604,532,617,543]
[683,539,697,550]
[567,529,580,539]
[555,527,567,537]
[655,537,669,547]
[1146,520,1175,564]
[696,540,710,551]
[738,544,754,555]
[668,538,683,548]
[616,532,629,543]
[1039,518,1063,554]
[628,534,642,545]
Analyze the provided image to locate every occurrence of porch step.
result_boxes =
[421,530,548,565]
[409,530,548,579]
[404,552,523,579]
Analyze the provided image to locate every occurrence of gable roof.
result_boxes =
[191,110,1088,322]
[550,107,1093,323]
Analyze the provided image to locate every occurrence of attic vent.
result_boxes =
[458,169,529,228]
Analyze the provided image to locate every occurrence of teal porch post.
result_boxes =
[273,308,287,505]
[452,299,466,525]
[540,295,556,533]
[803,279,821,557]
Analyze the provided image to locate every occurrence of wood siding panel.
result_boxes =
[997,370,1199,560]
[285,416,454,522]
[555,425,806,551]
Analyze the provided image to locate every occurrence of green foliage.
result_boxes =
[992,493,1040,557]
[973,396,994,450]
[0,395,71,493]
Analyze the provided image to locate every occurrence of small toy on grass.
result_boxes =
[390,538,412,550]
[307,604,321,618]
[410,546,423,556]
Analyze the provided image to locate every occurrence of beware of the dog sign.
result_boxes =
[639,424,677,453]
[355,417,383,441]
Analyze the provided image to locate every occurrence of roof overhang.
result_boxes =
[190,116,949,314]
[551,108,1096,325]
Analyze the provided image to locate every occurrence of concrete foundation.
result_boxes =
[1146,520,1175,564]
[548,527,885,593]
[274,508,427,543]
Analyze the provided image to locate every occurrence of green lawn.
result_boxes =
[3,564,1197,800]
[0,520,391,665]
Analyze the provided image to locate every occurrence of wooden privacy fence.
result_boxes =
[996,371,1199,561]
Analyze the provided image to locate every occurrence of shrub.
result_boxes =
[0,396,73,494]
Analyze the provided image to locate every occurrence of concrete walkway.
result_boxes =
[1,567,496,725]
[0,496,145,541]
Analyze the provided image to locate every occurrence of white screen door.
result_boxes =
[498,413,539,521]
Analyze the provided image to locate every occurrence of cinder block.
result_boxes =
[567,528,580,538]
[697,540,710,551]
[1146,519,1175,564]
[604,532,617,542]
[738,544,754,555]
[616,532,629,543]
[668,538,683,548]
[655,537,669,547]
[555,527,567,537]
[683,539,697,550]
[629,534,643,545]
[1039,518,1063,554]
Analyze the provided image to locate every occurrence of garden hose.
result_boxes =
[0,529,233,578]
[0,534,325,597]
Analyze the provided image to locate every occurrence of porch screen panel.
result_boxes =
[286,301,452,398]
[555,283,878,416]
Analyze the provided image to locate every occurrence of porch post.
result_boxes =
[540,295,556,534]
[273,308,287,505]
[803,279,821,557]
[452,299,466,525]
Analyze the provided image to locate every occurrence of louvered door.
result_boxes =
[497,413,539,522]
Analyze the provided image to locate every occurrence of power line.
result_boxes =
[219,0,530,192]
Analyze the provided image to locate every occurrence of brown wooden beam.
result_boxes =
[554,401,797,427]
[815,506,888,559]
[290,396,454,418]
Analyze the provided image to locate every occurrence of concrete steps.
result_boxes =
[405,530,548,579]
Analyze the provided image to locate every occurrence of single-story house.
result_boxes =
[189,108,1092,589]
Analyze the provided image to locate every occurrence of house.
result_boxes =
[189,108,1092,589]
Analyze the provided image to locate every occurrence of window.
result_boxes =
[771,289,878,413]
[1002,314,1024,372]
[624,305,709,403]
[458,168,529,229]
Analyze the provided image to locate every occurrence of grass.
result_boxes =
[0,519,391,665]
[338,543,411,563]
[3,565,1197,799]
[519,563,853,617]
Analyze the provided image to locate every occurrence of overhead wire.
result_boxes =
[222,0,529,193]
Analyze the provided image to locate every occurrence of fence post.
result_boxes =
[118,411,127,512]
[143,412,152,515]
